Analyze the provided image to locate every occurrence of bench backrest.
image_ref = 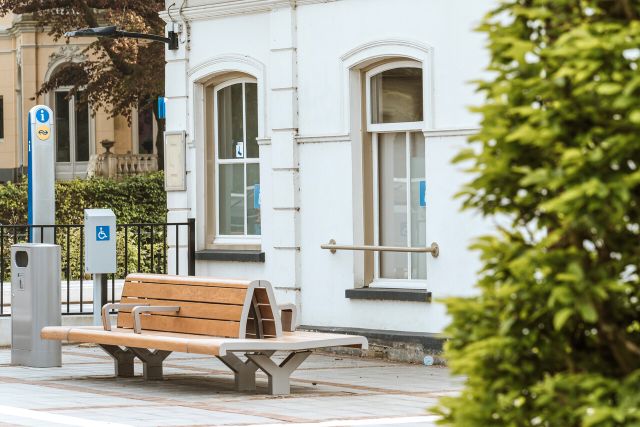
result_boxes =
[117,274,283,339]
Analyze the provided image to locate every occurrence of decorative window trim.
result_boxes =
[45,56,96,180]
[343,41,434,289]
[340,38,434,135]
[188,54,266,252]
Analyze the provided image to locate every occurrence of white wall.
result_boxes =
[164,0,495,334]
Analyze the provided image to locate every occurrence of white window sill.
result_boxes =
[368,279,428,289]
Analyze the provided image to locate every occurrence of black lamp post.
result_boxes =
[65,25,179,50]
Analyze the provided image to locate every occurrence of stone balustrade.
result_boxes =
[87,152,158,179]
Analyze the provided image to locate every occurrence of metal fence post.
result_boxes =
[188,218,195,276]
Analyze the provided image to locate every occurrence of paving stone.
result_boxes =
[0,345,461,426]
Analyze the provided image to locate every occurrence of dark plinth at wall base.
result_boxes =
[345,287,432,302]
[300,325,448,364]
[195,250,265,263]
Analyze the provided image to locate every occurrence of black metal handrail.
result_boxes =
[0,219,195,317]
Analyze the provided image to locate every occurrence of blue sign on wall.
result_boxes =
[35,108,49,123]
[157,97,166,120]
[419,181,426,207]
[96,226,110,241]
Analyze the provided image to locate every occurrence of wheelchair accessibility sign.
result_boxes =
[96,226,110,242]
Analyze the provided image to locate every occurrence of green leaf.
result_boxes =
[553,308,574,330]
[577,302,598,323]
[596,83,623,95]
[629,110,640,124]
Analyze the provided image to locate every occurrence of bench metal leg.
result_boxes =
[99,345,136,378]
[217,351,275,391]
[128,348,172,380]
[246,351,311,395]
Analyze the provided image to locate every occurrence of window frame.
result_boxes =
[365,60,425,133]
[212,77,261,246]
[366,60,427,289]
[52,88,92,166]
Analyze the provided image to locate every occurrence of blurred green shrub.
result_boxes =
[438,2,640,426]
[0,172,167,280]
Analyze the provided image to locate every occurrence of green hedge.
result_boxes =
[0,173,167,281]
[0,172,167,225]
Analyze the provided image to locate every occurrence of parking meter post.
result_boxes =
[84,209,117,326]
[93,273,109,324]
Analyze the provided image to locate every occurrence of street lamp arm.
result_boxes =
[115,30,172,45]
[65,26,178,50]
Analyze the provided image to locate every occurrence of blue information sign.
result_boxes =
[35,108,49,123]
[419,181,426,207]
[96,226,110,241]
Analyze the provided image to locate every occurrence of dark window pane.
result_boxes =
[138,104,154,154]
[371,67,423,124]
[219,163,245,235]
[245,83,258,158]
[217,83,244,159]
[55,92,70,162]
[75,93,90,162]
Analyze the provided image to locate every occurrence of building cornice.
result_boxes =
[160,0,339,23]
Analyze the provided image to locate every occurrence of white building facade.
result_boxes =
[163,0,493,348]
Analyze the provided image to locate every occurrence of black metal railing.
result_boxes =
[0,218,195,316]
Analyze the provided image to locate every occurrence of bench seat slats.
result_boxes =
[41,326,368,357]
[112,274,283,339]
[122,282,248,305]
[117,313,241,337]
[119,297,244,321]
[126,273,251,288]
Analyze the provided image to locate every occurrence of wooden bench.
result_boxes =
[41,273,367,395]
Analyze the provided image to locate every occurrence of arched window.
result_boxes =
[45,62,93,180]
[366,60,426,283]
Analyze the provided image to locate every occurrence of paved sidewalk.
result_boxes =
[0,346,461,426]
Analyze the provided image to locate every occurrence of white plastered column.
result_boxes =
[268,5,301,299]
[165,35,191,275]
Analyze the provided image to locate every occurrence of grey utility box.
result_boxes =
[11,243,61,367]
[84,209,117,274]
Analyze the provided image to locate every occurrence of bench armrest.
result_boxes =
[102,303,149,331]
[279,304,298,332]
[132,305,180,334]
